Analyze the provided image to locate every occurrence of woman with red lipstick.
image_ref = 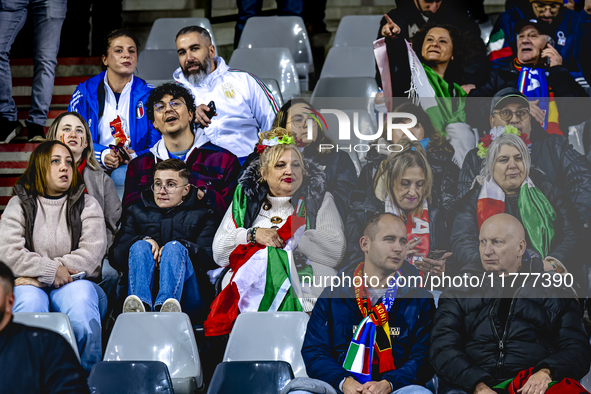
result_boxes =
[208,127,346,329]
[68,30,160,200]
[0,141,108,372]
[452,131,581,275]
[345,139,453,277]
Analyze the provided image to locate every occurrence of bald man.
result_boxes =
[430,214,591,394]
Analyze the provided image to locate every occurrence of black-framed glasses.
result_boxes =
[493,108,530,122]
[153,99,186,113]
[151,182,188,193]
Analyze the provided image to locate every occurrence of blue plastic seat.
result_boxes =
[207,361,294,394]
[88,361,174,394]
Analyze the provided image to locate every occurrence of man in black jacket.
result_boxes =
[431,214,591,394]
[0,261,89,393]
[460,88,591,227]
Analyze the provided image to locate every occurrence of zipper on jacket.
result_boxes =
[488,284,502,379]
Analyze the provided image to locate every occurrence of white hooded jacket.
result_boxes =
[173,57,278,158]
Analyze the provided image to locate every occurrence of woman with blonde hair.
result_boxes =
[205,127,346,336]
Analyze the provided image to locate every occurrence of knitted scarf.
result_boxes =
[477,177,556,257]
[385,196,430,266]
[342,263,400,382]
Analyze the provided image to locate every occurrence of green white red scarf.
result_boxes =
[477,177,556,257]
[342,263,400,382]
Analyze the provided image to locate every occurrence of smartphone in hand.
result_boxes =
[71,272,86,281]
[197,101,217,128]
[426,250,446,260]
[109,145,131,162]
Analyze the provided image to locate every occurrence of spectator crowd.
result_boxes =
[2,0,591,392]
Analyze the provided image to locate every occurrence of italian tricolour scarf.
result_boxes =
[477,177,556,257]
[204,185,306,336]
[343,263,400,383]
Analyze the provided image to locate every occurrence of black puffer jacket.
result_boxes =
[458,123,591,226]
[468,62,590,133]
[109,187,220,303]
[451,168,582,271]
[344,189,451,272]
[358,146,459,219]
[430,257,591,392]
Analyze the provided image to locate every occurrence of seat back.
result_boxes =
[136,49,179,85]
[104,313,202,391]
[311,77,379,100]
[88,361,174,394]
[262,78,284,108]
[146,18,217,55]
[333,15,383,48]
[319,47,375,79]
[238,16,313,73]
[223,312,309,377]
[13,312,80,361]
[207,361,294,394]
[229,48,300,101]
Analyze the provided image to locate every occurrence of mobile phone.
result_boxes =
[109,144,131,162]
[71,272,86,281]
[197,101,217,128]
[426,250,446,260]
[544,37,556,67]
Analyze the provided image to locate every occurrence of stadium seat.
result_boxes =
[146,18,217,56]
[262,78,284,108]
[207,361,294,394]
[104,313,203,394]
[88,361,174,394]
[319,47,376,80]
[223,312,309,378]
[311,77,379,100]
[229,48,300,101]
[136,49,179,86]
[237,16,313,91]
[581,366,591,392]
[333,15,383,48]
[13,312,80,361]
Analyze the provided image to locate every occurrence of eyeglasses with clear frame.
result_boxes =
[151,182,189,194]
[153,99,186,113]
[493,108,530,122]
[287,114,313,129]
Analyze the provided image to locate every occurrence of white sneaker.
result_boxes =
[123,295,146,313]
[161,298,182,313]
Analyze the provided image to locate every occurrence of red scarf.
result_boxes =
[385,197,430,265]
[77,157,88,194]
[498,368,590,394]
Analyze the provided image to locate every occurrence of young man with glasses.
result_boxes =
[488,0,588,88]
[121,82,240,216]
[459,87,591,230]
[111,158,220,319]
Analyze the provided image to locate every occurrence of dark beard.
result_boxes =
[181,53,212,85]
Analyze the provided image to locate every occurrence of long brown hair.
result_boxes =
[16,141,83,197]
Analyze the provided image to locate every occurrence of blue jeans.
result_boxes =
[128,240,202,316]
[13,279,107,372]
[0,0,66,125]
[291,385,432,394]
[110,164,127,201]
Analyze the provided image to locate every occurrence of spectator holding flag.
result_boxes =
[301,213,435,394]
[205,127,345,336]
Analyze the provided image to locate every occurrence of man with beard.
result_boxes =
[0,261,89,393]
[459,88,591,229]
[173,26,278,163]
[376,0,488,86]
[488,0,588,88]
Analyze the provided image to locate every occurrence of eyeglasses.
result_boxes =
[287,114,311,128]
[493,108,530,122]
[153,99,186,113]
[151,182,188,193]
[532,2,561,11]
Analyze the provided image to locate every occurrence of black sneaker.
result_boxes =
[27,123,46,143]
[0,118,24,144]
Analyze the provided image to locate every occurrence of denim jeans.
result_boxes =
[13,279,107,372]
[110,164,127,201]
[290,384,432,394]
[0,0,66,125]
[128,240,202,317]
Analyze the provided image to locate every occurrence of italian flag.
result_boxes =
[204,186,306,336]
[488,29,513,62]
[342,315,376,383]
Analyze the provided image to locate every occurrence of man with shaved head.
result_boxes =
[430,214,591,394]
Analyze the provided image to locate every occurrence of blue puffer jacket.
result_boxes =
[488,6,588,87]
[68,72,161,166]
[301,263,435,393]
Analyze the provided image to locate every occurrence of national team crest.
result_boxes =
[222,82,236,99]
[136,101,145,119]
